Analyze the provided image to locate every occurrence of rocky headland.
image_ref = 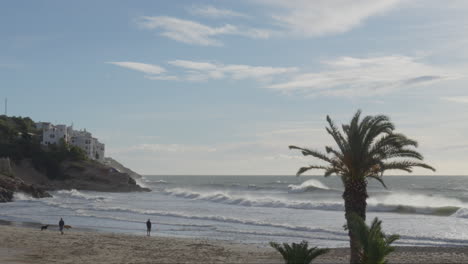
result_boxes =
[12,159,150,193]
[1,157,149,203]
[0,115,149,202]
[0,158,51,202]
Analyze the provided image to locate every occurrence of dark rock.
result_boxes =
[12,159,150,193]
[0,186,14,202]
[0,172,51,203]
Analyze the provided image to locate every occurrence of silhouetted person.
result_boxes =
[59,218,65,235]
[146,219,152,236]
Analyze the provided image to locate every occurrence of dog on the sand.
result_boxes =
[64,225,72,229]
[40,225,49,231]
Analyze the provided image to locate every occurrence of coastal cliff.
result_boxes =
[0,115,150,202]
[0,158,149,203]
[0,158,51,202]
[11,159,150,193]
[104,157,142,179]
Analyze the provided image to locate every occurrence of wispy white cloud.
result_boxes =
[108,59,297,82]
[441,96,468,103]
[137,16,271,46]
[107,61,166,75]
[188,5,249,19]
[168,59,298,82]
[268,56,461,96]
[252,0,403,36]
[145,75,179,81]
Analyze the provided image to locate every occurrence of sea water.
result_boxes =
[1,176,468,247]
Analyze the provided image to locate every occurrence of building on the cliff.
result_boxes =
[35,122,105,162]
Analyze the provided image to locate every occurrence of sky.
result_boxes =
[1,0,468,175]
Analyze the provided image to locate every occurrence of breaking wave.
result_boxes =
[288,179,330,193]
[452,208,468,218]
[161,188,466,216]
[13,192,36,201]
[368,193,467,216]
[152,180,168,184]
[162,187,343,210]
[55,189,107,201]
[134,177,150,188]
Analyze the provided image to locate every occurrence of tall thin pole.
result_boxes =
[4,97,7,116]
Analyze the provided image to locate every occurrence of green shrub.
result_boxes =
[349,214,400,264]
[0,115,87,180]
[270,240,329,264]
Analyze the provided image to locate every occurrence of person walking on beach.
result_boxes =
[59,218,65,235]
[146,219,152,236]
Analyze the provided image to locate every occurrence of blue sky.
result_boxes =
[1,0,468,175]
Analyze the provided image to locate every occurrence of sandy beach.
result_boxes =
[0,225,467,264]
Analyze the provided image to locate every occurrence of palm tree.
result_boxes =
[289,110,435,263]
[349,214,400,264]
[270,240,329,264]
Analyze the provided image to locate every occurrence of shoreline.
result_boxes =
[1,225,468,263]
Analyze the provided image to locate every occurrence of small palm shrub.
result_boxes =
[349,214,400,264]
[270,240,329,264]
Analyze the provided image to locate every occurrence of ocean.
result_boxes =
[1,175,468,248]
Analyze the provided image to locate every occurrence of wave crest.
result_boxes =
[162,188,466,216]
[13,192,36,201]
[162,187,342,210]
[56,189,107,201]
[288,179,330,193]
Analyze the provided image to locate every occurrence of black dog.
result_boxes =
[40,225,49,231]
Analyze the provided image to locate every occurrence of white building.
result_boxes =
[35,122,105,162]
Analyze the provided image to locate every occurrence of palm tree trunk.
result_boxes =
[343,177,368,264]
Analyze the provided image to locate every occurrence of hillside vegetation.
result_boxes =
[0,115,87,179]
[0,115,149,200]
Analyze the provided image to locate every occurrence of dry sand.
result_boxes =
[1,225,468,263]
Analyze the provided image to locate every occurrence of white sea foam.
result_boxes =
[152,180,168,184]
[368,193,467,209]
[68,205,468,246]
[288,179,330,193]
[134,177,150,188]
[162,187,343,210]
[161,187,465,216]
[90,204,345,236]
[12,192,36,201]
[3,176,468,248]
[452,208,468,218]
[56,189,107,201]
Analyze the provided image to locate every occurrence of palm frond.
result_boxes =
[324,167,342,177]
[326,115,349,154]
[361,115,394,151]
[349,214,400,264]
[382,161,436,173]
[325,146,344,160]
[367,174,387,189]
[383,148,424,160]
[296,165,329,176]
[270,241,329,264]
[289,145,332,163]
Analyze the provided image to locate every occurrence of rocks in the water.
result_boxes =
[0,172,51,203]
[0,186,14,202]
[12,159,150,193]
[1,157,149,203]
